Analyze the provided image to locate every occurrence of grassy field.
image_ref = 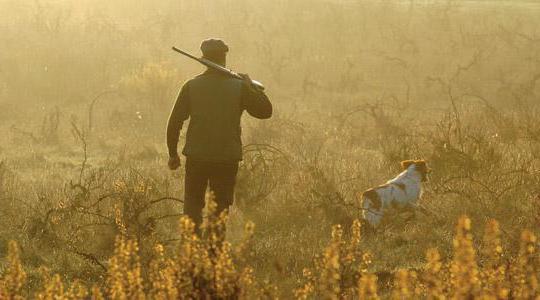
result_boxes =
[0,0,539,298]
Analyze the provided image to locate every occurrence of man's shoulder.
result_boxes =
[179,76,204,90]
[182,76,199,86]
[188,72,242,86]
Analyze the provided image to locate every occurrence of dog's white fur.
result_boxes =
[361,160,428,227]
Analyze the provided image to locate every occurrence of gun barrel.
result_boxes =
[172,46,265,90]
[172,47,199,61]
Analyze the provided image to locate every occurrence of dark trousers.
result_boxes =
[183,158,239,231]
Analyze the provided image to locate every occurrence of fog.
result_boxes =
[0,0,539,297]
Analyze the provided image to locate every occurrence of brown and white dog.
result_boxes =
[361,160,430,228]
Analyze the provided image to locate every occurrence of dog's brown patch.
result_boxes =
[362,188,382,210]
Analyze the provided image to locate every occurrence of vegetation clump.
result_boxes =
[2,216,540,299]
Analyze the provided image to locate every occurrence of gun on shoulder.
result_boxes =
[172,46,265,91]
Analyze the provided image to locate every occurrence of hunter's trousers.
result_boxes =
[183,158,238,232]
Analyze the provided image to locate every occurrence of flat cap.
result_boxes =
[200,38,229,55]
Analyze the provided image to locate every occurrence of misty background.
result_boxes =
[0,0,539,296]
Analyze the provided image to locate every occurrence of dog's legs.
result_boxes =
[402,204,417,223]
[361,197,383,228]
[360,218,377,238]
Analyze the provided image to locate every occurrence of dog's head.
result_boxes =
[401,159,430,182]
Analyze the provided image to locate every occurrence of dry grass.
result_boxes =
[0,0,540,298]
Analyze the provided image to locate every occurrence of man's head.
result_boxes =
[200,38,228,66]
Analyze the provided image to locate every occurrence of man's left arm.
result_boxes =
[166,82,190,169]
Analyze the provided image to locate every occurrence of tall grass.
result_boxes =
[0,0,539,298]
[2,215,540,298]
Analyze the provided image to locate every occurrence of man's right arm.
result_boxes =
[239,74,272,119]
[166,82,190,158]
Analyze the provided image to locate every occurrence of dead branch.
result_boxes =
[70,119,88,185]
[87,90,121,133]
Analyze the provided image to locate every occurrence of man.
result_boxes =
[167,38,272,232]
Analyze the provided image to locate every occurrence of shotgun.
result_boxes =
[171,46,265,90]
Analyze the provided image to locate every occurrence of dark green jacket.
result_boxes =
[167,70,272,162]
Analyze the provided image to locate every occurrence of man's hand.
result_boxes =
[168,155,181,170]
[239,73,257,92]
